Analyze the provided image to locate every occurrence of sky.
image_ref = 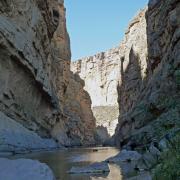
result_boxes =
[65,0,148,60]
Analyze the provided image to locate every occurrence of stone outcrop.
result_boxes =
[0,0,95,151]
[0,158,55,180]
[115,0,180,150]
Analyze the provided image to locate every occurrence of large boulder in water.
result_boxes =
[68,162,110,174]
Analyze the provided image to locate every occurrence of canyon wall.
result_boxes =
[72,0,180,149]
[115,0,180,149]
[0,0,95,152]
[71,8,147,142]
[71,49,120,140]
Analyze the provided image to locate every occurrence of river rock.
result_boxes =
[68,162,110,174]
[0,158,55,180]
[106,150,142,163]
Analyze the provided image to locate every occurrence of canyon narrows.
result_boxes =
[71,7,148,144]
[0,0,180,179]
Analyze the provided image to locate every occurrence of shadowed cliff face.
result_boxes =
[0,0,95,151]
[115,0,180,149]
[71,0,179,150]
[52,72,96,146]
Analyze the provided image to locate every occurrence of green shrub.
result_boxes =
[152,133,180,180]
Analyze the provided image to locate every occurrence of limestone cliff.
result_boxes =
[0,0,95,152]
[115,0,180,149]
[71,50,120,140]
[71,8,147,142]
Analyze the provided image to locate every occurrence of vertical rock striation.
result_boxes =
[115,0,180,149]
[0,0,95,152]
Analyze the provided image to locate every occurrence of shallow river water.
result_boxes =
[13,147,124,180]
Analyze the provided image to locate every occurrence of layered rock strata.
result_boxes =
[72,0,180,151]
[115,0,180,149]
[0,0,95,152]
[71,47,121,141]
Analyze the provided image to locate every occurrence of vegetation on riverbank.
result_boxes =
[152,132,180,180]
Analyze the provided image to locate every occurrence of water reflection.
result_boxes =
[13,147,123,180]
[90,164,123,180]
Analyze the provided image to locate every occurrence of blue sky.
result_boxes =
[65,0,148,60]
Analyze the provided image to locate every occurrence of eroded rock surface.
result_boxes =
[115,0,180,150]
[0,0,95,151]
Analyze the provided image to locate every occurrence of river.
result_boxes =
[13,147,123,180]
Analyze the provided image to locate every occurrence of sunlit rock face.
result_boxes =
[71,49,120,108]
[71,49,120,139]
[71,8,147,140]
[115,0,180,148]
[0,0,95,150]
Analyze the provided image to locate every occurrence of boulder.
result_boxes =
[68,162,110,174]
[0,158,55,180]
[106,150,142,163]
